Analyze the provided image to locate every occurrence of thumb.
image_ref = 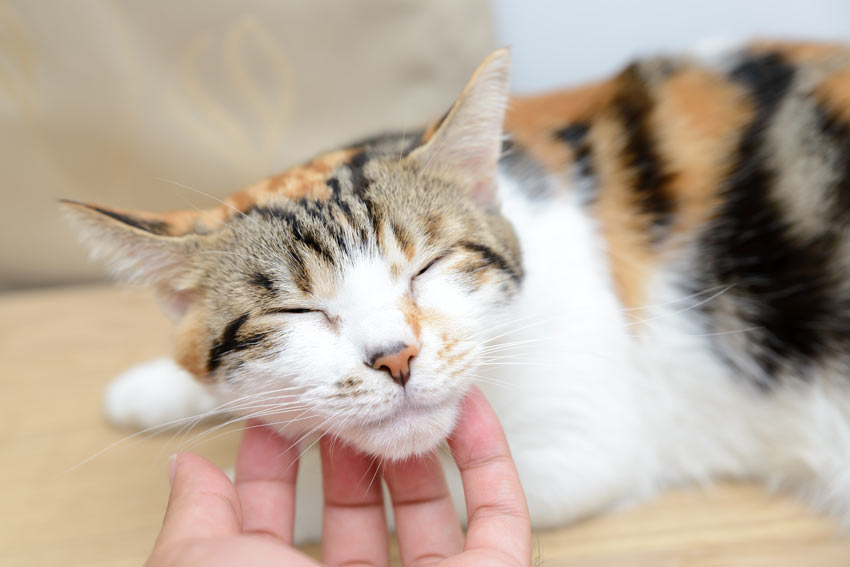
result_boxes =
[153,453,243,551]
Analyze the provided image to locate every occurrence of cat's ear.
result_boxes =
[409,48,511,209]
[61,200,204,320]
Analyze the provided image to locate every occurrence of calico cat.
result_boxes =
[64,40,850,537]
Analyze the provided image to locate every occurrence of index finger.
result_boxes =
[235,420,300,543]
[152,452,242,552]
[448,386,531,564]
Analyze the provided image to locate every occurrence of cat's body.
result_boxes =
[67,40,850,537]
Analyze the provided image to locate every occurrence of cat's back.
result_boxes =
[502,40,850,388]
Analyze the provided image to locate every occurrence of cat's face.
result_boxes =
[182,144,521,458]
[65,50,518,458]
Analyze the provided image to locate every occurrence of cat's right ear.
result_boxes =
[408,49,511,209]
[60,200,203,320]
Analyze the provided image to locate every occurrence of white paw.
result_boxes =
[104,357,218,430]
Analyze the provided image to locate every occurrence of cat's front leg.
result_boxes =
[104,357,219,430]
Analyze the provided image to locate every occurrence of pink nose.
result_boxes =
[370,343,420,387]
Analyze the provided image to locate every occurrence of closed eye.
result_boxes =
[264,307,319,315]
[415,253,449,279]
[262,307,336,326]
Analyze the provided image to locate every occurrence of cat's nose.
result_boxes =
[368,342,420,387]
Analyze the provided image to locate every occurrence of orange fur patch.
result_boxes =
[589,112,656,311]
[505,79,617,171]
[652,68,753,237]
[399,294,422,341]
[173,311,209,382]
[163,208,228,234]
[815,65,850,123]
[265,167,332,200]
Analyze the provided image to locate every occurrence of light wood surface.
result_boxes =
[1,284,849,566]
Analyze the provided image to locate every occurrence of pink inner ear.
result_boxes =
[457,147,500,208]
[472,179,499,209]
[155,285,195,321]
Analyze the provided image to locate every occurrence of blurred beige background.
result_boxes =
[0,0,493,291]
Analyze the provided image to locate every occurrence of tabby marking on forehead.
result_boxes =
[251,272,276,293]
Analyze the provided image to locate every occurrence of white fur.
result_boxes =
[636,274,850,521]
[480,173,651,525]
[104,357,218,430]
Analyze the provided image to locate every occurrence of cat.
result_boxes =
[64,40,850,540]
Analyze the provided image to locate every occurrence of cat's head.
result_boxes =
[63,50,520,459]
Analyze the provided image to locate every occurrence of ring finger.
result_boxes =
[383,451,464,565]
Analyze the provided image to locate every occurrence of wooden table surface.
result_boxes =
[2,284,849,566]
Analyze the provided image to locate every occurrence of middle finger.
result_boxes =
[321,437,389,567]
[383,451,464,565]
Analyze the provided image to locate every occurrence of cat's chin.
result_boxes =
[339,400,462,460]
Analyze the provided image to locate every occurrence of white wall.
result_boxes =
[493,0,850,93]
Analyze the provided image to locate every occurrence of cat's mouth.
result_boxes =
[342,396,463,459]
[363,399,444,427]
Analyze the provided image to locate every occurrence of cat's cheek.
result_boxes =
[416,271,514,335]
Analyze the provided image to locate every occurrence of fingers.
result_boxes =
[448,386,531,565]
[150,534,320,567]
[153,453,242,552]
[235,419,300,544]
[320,437,389,567]
[383,452,464,566]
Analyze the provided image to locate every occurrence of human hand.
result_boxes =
[146,386,531,566]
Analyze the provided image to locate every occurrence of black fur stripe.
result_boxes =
[697,51,847,382]
[253,206,334,264]
[348,151,370,196]
[554,122,596,203]
[555,123,594,179]
[612,65,674,237]
[245,207,313,293]
[251,272,275,293]
[458,241,521,282]
[555,122,590,147]
[296,224,334,264]
[346,152,385,242]
[287,248,313,294]
[90,206,170,235]
[500,139,553,200]
[390,221,412,251]
[208,314,267,372]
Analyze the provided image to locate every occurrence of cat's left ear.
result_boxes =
[409,49,511,209]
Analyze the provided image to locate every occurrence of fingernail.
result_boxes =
[168,453,178,486]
